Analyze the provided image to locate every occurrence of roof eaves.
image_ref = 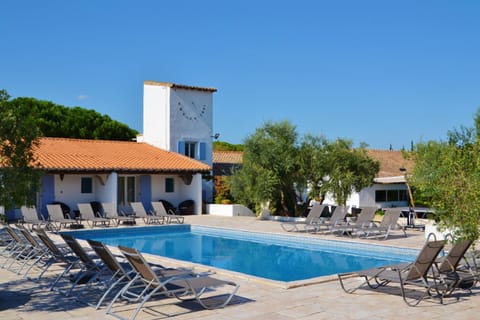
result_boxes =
[144,80,217,92]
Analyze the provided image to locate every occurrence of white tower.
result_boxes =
[142,81,217,202]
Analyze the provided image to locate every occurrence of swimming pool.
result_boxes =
[63,225,417,283]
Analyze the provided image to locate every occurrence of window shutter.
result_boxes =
[178,141,185,154]
[140,175,151,208]
[199,142,206,160]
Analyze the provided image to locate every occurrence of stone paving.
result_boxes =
[1,215,479,319]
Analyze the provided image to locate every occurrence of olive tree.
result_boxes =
[0,90,42,213]
[410,116,480,240]
[321,139,380,206]
[296,134,330,205]
[230,121,299,215]
[230,121,380,216]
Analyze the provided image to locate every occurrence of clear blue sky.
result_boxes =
[2,1,479,150]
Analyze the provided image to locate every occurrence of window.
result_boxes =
[81,177,93,194]
[185,142,196,158]
[387,190,398,202]
[375,190,387,202]
[118,176,136,206]
[376,189,409,202]
[165,178,174,193]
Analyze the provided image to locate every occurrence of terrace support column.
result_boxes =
[192,173,202,215]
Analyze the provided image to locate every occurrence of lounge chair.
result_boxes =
[0,227,21,262]
[434,239,477,295]
[102,202,137,226]
[280,203,327,232]
[20,206,49,231]
[151,201,184,224]
[15,225,57,279]
[360,208,407,240]
[34,229,85,291]
[85,239,137,309]
[338,240,446,306]
[77,203,111,228]
[59,233,106,296]
[330,206,377,237]
[106,246,239,319]
[1,226,36,273]
[306,205,349,233]
[130,202,165,224]
[47,204,80,230]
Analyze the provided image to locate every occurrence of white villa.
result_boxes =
[4,81,217,220]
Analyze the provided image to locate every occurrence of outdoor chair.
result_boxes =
[77,203,111,228]
[151,201,184,224]
[15,225,58,280]
[0,227,19,261]
[102,202,137,226]
[130,202,165,225]
[433,239,477,295]
[59,233,106,296]
[106,245,239,320]
[35,230,90,292]
[280,203,327,232]
[1,226,36,273]
[338,240,446,306]
[330,206,377,237]
[20,205,49,231]
[306,205,349,233]
[85,239,138,309]
[47,204,80,230]
[360,208,407,240]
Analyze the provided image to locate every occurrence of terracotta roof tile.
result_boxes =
[34,137,211,173]
[212,151,243,164]
[212,150,413,179]
[366,149,414,178]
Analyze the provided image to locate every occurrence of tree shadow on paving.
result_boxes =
[0,289,31,311]
[0,275,86,313]
[1,274,255,316]
[110,294,255,319]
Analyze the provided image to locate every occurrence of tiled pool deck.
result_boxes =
[1,215,479,319]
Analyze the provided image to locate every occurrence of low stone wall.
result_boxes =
[206,204,255,217]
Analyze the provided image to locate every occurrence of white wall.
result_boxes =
[54,175,99,211]
[143,83,170,150]
[324,183,409,209]
[175,173,203,214]
[97,172,118,204]
[150,173,203,214]
[169,88,213,164]
[150,174,183,206]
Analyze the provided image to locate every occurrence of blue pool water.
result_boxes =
[63,225,417,282]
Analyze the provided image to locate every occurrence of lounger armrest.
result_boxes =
[121,209,134,217]
[332,219,344,226]
[369,221,380,228]
[362,221,377,228]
